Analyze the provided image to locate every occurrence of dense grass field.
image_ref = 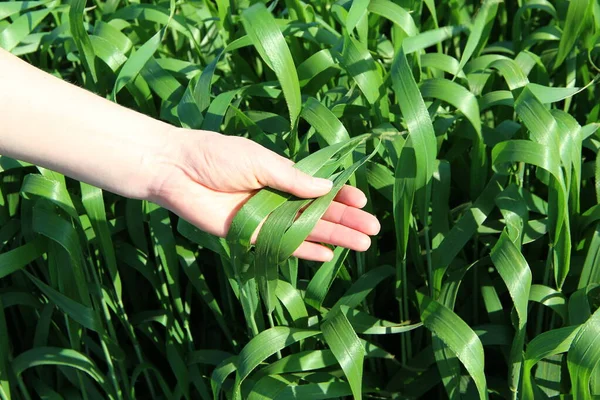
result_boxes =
[1,0,600,398]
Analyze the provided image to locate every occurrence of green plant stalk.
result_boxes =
[266,312,282,359]
[87,262,126,399]
[64,316,91,400]
[17,376,32,400]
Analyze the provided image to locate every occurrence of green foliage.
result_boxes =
[1,0,600,399]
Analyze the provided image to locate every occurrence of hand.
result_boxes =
[148,128,381,262]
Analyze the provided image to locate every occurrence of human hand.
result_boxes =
[148,128,380,262]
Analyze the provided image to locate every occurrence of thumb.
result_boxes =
[257,156,333,198]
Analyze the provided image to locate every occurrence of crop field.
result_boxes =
[1,0,600,399]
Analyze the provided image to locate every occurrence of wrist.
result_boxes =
[143,126,211,205]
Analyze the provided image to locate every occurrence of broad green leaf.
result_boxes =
[458,0,500,70]
[255,198,307,313]
[421,53,466,79]
[69,0,97,87]
[0,9,49,52]
[232,327,320,399]
[321,308,364,400]
[80,183,121,299]
[529,285,567,320]
[342,307,422,334]
[368,0,417,37]
[228,135,368,273]
[201,90,239,132]
[12,347,109,393]
[241,3,301,129]
[568,307,600,400]
[432,175,505,293]
[275,280,308,326]
[0,1,50,20]
[522,325,581,398]
[391,46,437,190]
[555,0,592,69]
[111,0,174,100]
[403,26,465,54]
[277,144,379,261]
[0,237,46,279]
[26,272,103,333]
[418,292,488,400]
[305,247,349,310]
[579,224,600,289]
[301,97,350,145]
[255,350,337,378]
[340,35,387,115]
[346,0,369,34]
[490,230,531,393]
[330,265,395,314]
[420,78,481,137]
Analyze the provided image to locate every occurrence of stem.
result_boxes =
[401,256,412,361]
[424,224,433,298]
[423,184,433,298]
[16,369,32,400]
[397,255,407,366]
[535,256,552,336]
[267,312,282,359]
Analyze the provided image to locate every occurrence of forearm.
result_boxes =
[0,48,176,199]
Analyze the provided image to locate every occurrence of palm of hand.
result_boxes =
[151,130,380,262]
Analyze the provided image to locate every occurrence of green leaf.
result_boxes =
[321,308,364,400]
[0,1,50,20]
[420,78,481,137]
[241,3,301,129]
[277,144,379,261]
[417,292,488,400]
[568,307,600,400]
[555,0,592,69]
[26,272,103,333]
[69,0,97,87]
[330,265,394,314]
[0,9,49,52]
[391,46,437,190]
[458,0,500,71]
[368,0,417,37]
[342,307,422,334]
[111,0,174,100]
[522,325,580,398]
[232,327,320,399]
[301,97,350,145]
[0,237,46,279]
[228,135,368,274]
[346,0,369,34]
[490,230,532,392]
[340,35,386,109]
[12,347,109,393]
[305,247,349,310]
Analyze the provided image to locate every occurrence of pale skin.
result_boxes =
[0,48,380,262]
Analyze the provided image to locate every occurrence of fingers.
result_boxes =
[334,185,368,208]
[292,241,334,262]
[306,219,372,252]
[290,208,378,260]
[255,155,334,198]
[251,197,379,260]
[251,142,371,203]
[320,201,380,235]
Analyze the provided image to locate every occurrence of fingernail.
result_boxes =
[358,193,368,208]
[313,178,333,191]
